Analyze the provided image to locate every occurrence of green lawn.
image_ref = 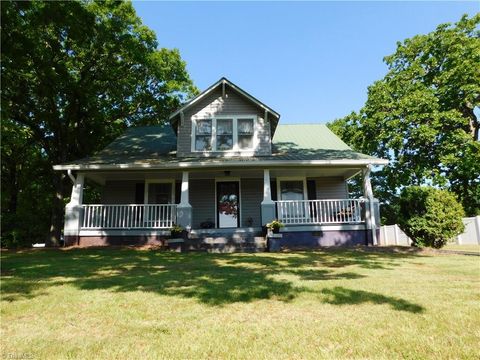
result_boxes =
[443,244,480,253]
[1,248,479,359]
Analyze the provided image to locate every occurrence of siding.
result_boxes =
[310,177,348,199]
[190,179,216,228]
[176,87,272,157]
[102,181,137,204]
[240,179,263,227]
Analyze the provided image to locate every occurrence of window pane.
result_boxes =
[238,135,253,149]
[280,181,304,201]
[148,183,172,204]
[217,135,233,150]
[238,119,254,134]
[196,119,212,135]
[216,119,233,150]
[217,119,233,135]
[195,135,212,151]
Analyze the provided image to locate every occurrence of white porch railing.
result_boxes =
[81,204,177,229]
[275,199,366,225]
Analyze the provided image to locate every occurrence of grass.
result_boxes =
[1,248,479,359]
[443,243,480,253]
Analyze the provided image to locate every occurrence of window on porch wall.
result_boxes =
[148,183,173,204]
[277,179,317,222]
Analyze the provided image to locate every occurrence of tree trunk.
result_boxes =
[47,171,66,247]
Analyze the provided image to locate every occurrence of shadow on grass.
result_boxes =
[1,248,425,312]
[321,286,425,313]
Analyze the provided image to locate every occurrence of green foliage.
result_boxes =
[266,220,285,231]
[398,186,465,248]
[1,0,197,245]
[170,224,185,238]
[328,14,480,217]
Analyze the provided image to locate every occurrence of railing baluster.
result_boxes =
[272,199,367,226]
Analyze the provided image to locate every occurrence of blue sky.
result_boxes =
[133,1,478,124]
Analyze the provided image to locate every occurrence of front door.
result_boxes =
[217,181,240,228]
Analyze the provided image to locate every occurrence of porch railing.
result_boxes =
[81,204,177,229]
[275,199,366,225]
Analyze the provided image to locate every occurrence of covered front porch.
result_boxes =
[64,165,379,248]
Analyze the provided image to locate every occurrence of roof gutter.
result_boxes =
[53,158,389,171]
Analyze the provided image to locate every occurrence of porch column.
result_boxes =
[176,171,192,229]
[64,173,85,246]
[261,169,276,225]
[362,165,378,246]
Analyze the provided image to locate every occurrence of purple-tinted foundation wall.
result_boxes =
[279,229,379,248]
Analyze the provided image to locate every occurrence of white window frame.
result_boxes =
[191,115,258,153]
[144,179,175,204]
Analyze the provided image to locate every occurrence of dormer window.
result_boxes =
[216,119,233,150]
[195,119,212,151]
[192,116,256,152]
[238,118,254,149]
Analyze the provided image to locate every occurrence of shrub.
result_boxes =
[398,186,464,248]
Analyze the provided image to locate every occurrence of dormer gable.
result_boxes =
[169,78,280,157]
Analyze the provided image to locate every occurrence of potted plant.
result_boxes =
[266,220,285,234]
[168,224,185,252]
[170,224,184,238]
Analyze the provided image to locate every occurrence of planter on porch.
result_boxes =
[267,233,283,252]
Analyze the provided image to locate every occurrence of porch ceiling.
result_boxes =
[83,167,362,184]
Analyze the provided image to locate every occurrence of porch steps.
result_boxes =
[186,229,266,253]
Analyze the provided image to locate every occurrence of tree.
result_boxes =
[397,186,464,248]
[328,14,480,217]
[1,1,197,246]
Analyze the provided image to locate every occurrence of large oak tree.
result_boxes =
[1,1,197,245]
[328,14,480,217]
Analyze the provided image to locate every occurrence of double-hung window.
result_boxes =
[237,118,254,150]
[216,119,233,150]
[193,116,256,152]
[195,119,212,151]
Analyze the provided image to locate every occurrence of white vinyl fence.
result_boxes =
[379,216,480,246]
[456,216,480,245]
[379,224,412,246]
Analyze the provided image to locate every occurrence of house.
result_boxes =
[54,78,387,250]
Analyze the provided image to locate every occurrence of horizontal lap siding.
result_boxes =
[240,179,263,227]
[101,181,137,204]
[177,87,271,157]
[310,177,348,199]
[190,179,216,228]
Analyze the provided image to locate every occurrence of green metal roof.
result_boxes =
[273,124,351,152]
[54,123,385,170]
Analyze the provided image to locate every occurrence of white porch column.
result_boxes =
[261,169,276,225]
[362,165,378,245]
[64,173,85,246]
[176,171,192,228]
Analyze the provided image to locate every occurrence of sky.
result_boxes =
[133,1,479,124]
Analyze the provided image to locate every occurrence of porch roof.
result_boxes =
[53,124,387,171]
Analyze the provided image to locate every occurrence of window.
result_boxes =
[193,116,256,152]
[277,179,308,220]
[280,181,305,201]
[216,119,233,150]
[195,119,212,151]
[238,118,254,149]
[148,183,173,204]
